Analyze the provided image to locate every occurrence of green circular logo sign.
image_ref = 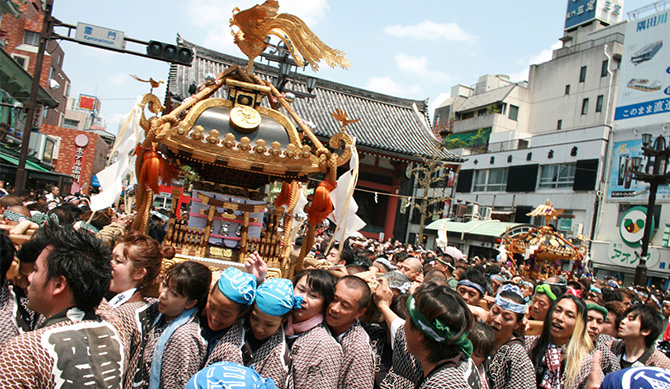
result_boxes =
[619,206,654,248]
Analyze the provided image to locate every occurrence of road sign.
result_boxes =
[75,23,124,50]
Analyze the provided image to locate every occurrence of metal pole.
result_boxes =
[634,178,657,286]
[13,0,54,194]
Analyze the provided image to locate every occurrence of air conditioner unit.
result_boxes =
[480,206,492,220]
[466,204,479,218]
[455,204,467,217]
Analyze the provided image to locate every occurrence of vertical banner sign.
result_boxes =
[614,9,670,125]
[72,134,89,183]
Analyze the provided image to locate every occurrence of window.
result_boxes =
[11,54,29,70]
[579,66,587,82]
[565,84,570,95]
[539,163,576,189]
[23,30,40,46]
[595,95,604,113]
[473,168,508,192]
[62,118,79,129]
[64,80,70,97]
[509,105,519,121]
[601,60,609,77]
[581,98,589,115]
[477,109,487,117]
[557,119,562,130]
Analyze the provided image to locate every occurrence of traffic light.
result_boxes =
[146,41,193,66]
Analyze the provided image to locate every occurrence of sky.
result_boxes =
[51,0,653,137]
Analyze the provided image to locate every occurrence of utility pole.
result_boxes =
[408,148,454,246]
[13,0,54,194]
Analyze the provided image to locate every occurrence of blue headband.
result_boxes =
[218,267,257,306]
[491,274,505,283]
[186,362,276,389]
[255,278,302,317]
[494,295,527,314]
[457,279,486,296]
[495,284,526,314]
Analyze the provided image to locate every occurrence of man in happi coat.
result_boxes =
[0,223,124,388]
[326,276,375,389]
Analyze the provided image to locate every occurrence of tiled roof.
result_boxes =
[166,38,462,163]
[455,85,515,113]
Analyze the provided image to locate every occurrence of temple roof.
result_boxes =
[166,38,462,164]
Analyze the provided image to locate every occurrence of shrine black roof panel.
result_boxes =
[166,38,462,163]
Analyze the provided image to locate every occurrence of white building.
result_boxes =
[431,0,629,262]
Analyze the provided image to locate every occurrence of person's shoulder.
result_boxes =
[341,324,372,351]
[649,348,670,369]
[309,325,343,352]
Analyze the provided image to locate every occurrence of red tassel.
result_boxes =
[139,151,161,193]
[305,180,336,225]
[274,182,291,207]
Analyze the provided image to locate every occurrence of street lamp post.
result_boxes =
[260,42,317,99]
[630,133,670,286]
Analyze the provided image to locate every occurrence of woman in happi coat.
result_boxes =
[108,231,170,309]
[526,295,596,389]
[242,278,301,389]
[485,284,536,389]
[203,266,257,366]
[403,282,481,389]
[287,269,342,389]
[107,231,171,388]
[140,261,211,389]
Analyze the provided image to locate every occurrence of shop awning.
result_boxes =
[0,0,20,17]
[0,47,60,108]
[425,219,522,237]
[0,151,50,172]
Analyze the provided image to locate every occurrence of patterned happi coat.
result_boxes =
[524,335,596,389]
[593,335,620,375]
[205,319,246,366]
[417,357,482,389]
[337,322,375,389]
[0,280,40,346]
[139,308,207,389]
[380,325,423,389]
[243,327,291,389]
[112,299,159,389]
[205,318,291,388]
[487,339,536,389]
[287,323,343,389]
[610,338,670,369]
[0,308,125,388]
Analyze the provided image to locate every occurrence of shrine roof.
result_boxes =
[166,38,462,164]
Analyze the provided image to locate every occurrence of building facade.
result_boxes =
[433,1,628,260]
[1,1,70,128]
[39,124,109,194]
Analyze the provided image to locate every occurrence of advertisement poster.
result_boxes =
[607,139,670,201]
[614,9,670,125]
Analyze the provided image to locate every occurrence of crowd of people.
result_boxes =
[1,185,670,389]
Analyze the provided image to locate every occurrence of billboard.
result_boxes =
[564,0,623,30]
[614,10,670,125]
[78,94,101,113]
[607,138,670,201]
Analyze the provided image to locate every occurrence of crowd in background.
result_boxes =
[1,184,670,389]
